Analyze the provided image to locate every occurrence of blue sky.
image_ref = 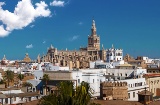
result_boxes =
[0,0,160,60]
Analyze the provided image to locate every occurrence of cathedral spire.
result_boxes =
[50,44,54,49]
[3,55,6,60]
[112,44,114,49]
[91,19,97,36]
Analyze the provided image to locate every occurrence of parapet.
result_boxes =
[101,81,127,87]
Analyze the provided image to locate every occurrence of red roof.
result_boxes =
[144,73,160,77]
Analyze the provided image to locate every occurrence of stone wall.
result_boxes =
[100,81,128,100]
[44,71,73,80]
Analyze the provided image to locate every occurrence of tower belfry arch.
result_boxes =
[87,19,100,51]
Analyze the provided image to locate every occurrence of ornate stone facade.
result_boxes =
[100,81,128,100]
[40,20,106,69]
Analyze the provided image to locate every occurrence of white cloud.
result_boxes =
[0,25,10,37]
[0,2,5,6]
[26,44,33,48]
[30,25,34,28]
[43,41,46,44]
[78,22,83,25]
[69,35,79,41]
[0,0,51,37]
[50,0,65,7]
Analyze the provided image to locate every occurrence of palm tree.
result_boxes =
[38,81,94,105]
[22,82,32,92]
[75,81,94,105]
[42,74,50,95]
[17,73,24,87]
[57,81,75,105]
[3,70,14,87]
[38,94,58,105]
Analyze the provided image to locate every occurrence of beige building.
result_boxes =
[40,20,106,69]
[144,74,160,96]
[100,81,128,100]
[44,71,73,80]
[147,67,160,73]
[23,53,31,63]
[124,54,147,69]
[115,63,134,69]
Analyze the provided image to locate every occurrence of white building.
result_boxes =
[90,60,125,69]
[26,63,147,98]
[27,68,106,97]
[26,63,69,93]
[106,68,147,78]
[72,68,146,97]
[106,45,123,62]
[118,78,149,101]
[0,88,23,104]
[2,66,21,73]
[72,70,105,97]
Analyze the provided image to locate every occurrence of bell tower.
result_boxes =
[91,19,97,36]
[87,19,100,51]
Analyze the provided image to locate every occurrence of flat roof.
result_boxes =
[117,63,133,67]
[5,92,40,98]
[44,71,71,73]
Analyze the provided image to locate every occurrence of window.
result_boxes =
[78,79,80,83]
[120,73,122,76]
[14,97,16,101]
[33,88,35,92]
[128,93,130,99]
[93,79,94,83]
[5,98,8,104]
[125,73,127,77]
[112,73,114,75]
[133,92,135,98]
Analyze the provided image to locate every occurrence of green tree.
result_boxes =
[57,81,75,105]
[17,73,24,87]
[75,81,94,105]
[22,82,32,92]
[3,70,14,87]
[38,81,94,105]
[38,94,58,105]
[42,74,50,94]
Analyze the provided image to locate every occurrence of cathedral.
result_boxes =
[40,19,106,69]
